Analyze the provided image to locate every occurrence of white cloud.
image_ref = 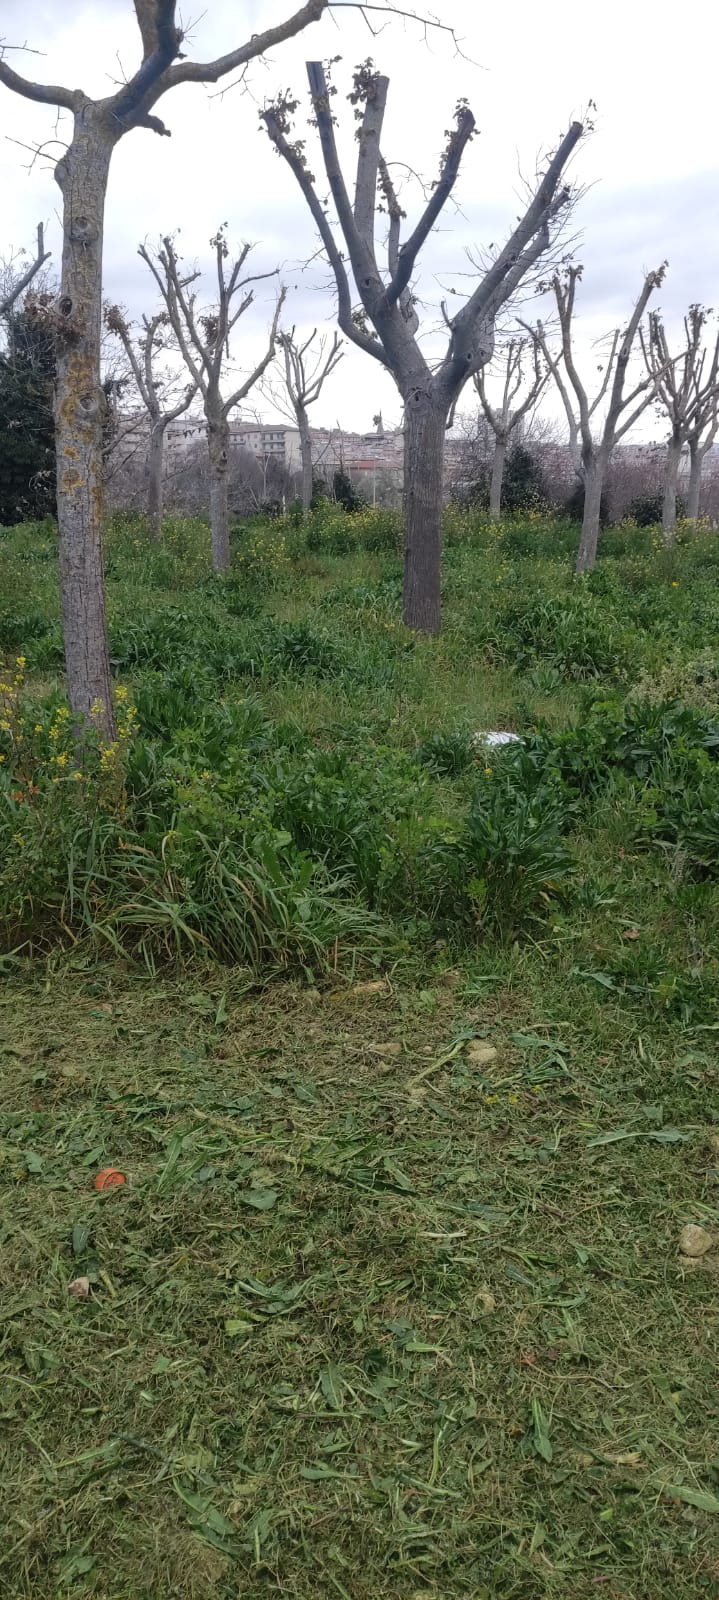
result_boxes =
[2,0,718,438]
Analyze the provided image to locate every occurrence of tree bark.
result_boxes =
[662,434,682,542]
[54,111,116,736]
[489,435,507,521]
[402,391,446,632]
[207,411,231,571]
[297,404,313,514]
[147,418,166,541]
[574,457,604,574]
[686,440,703,522]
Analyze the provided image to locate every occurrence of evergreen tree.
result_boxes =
[333,466,365,512]
[0,298,56,524]
[500,443,547,513]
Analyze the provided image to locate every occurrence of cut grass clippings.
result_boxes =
[1,963,718,1599]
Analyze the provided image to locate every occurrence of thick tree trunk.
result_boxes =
[662,435,682,542]
[207,411,230,572]
[297,405,313,514]
[402,392,447,633]
[574,458,605,574]
[147,418,165,541]
[54,112,116,737]
[489,435,507,521]
[686,441,703,522]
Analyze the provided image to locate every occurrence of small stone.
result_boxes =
[466,1042,498,1067]
[68,1276,90,1300]
[678,1224,713,1258]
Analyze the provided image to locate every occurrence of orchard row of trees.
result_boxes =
[1,1,717,737]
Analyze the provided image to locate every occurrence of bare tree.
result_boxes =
[263,62,583,632]
[532,263,666,573]
[105,303,196,538]
[0,224,50,318]
[639,306,719,538]
[473,333,548,520]
[139,231,284,570]
[276,328,344,512]
[687,383,719,523]
[0,2,371,734]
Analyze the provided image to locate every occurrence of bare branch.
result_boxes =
[0,53,78,112]
[383,102,475,310]
[0,222,51,317]
[163,0,327,88]
[262,101,390,367]
[224,288,287,413]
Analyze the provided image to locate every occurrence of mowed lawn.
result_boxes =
[1,508,719,1596]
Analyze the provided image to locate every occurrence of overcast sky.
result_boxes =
[2,0,718,439]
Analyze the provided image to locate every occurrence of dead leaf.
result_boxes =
[352,980,388,996]
[475,1289,496,1313]
[678,1224,713,1258]
[68,1276,90,1301]
[612,1451,642,1467]
[369,1041,402,1057]
[622,928,640,940]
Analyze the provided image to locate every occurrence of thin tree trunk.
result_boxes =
[489,435,507,521]
[297,405,313,514]
[402,392,446,633]
[147,418,165,541]
[574,457,604,574]
[662,435,682,542]
[686,441,703,522]
[54,114,116,736]
[207,412,230,572]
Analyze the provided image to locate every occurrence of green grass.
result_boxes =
[1,506,719,1596]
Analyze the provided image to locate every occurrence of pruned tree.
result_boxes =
[531,262,667,573]
[139,230,285,571]
[0,224,50,318]
[105,302,197,538]
[263,62,583,632]
[639,306,717,538]
[687,360,719,523]
[0,1,379,735]
[473,333,549,520]
[275,328,344,512]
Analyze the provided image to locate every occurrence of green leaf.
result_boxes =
[663,1484,719,1513]
[72,1221,91,1257]
[301,1463,350,1480]
[25,1151,43,1174]
[319,1363,346,1410]
[225,1319,254,1338]
[238,1188,278,1210]
[532,1399,553,1463]
[588,1127,689,1148]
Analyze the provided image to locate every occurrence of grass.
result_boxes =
[1,505,719,1596]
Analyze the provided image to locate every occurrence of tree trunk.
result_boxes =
[207,411,230,572]
[662,435,682,542]
[54,112,116,736]
[686,440,703,522]
[402,391,446,633]
[574,457,604,574]
[489,435,507,521]
[297,405,313,514]
[147,418,165,541]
